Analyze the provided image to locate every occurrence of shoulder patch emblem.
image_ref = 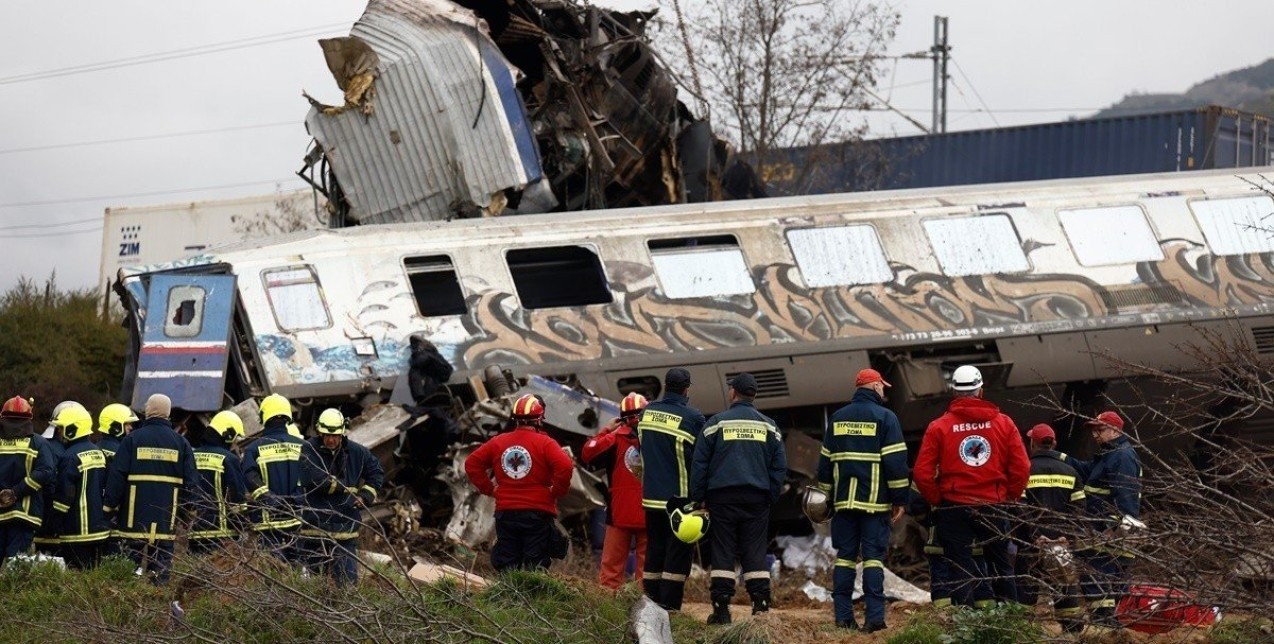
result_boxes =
[501,445,533,480]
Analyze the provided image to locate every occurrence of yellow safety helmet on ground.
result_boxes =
[668,502,709,544]
[209,410,245,444]
[259,393,292,424]
[316,408,347,436]
[98,403,139,438]
[54,403,94,442]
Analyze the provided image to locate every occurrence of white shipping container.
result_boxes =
[99,190,325,291]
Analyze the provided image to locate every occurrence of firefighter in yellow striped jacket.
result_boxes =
[816,369,910,633]
[0,396,56,566]
[241,394,305,563]
[103,394,198,583]
[189,411,247,553]
[50,404,110,569]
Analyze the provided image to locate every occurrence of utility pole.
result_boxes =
[931,16,950,134]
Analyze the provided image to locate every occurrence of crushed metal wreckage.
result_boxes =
[299,0,762,225]
[348,371,612,549]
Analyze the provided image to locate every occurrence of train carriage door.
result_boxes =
[131,274,236,412]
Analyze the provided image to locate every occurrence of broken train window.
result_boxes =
[648,235,756,298]
[404,255,467,316]
[163,285,205,338]
[262,266,332,332]
[787,225,893,287]
[507,245,613,309]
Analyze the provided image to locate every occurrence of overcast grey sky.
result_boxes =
[1,0,1271,293]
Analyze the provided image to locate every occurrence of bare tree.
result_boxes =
[231,187,326,239]
[655,0,899,194]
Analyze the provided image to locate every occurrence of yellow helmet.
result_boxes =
[316,408,347,435]
[54,403,94,442]
[97,403,139,438]
[669,505,709,544]
[286,422,303,439]
[209,411,245,443]
[259,394,292,423]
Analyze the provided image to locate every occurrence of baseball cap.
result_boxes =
[728,373,758,397]
[855,368,891,387]
[1026,423,1055,442]
[665,367,692,390]
[1085,410,1124,431]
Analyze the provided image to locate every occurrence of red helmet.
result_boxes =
[511,394,545,424]
[0,396,33,419]
[619,392,648,419]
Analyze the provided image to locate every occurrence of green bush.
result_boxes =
[887,611,946,644]
[946,603,1046,644]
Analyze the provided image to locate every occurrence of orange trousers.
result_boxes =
[599,525,647,589]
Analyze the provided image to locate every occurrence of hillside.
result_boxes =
[1096,57,1274,118]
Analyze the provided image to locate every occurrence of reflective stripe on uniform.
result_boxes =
[826,451,881,463]
[933,597,952,608]
[1084,485,1111,495]
[887,478,909,489]
[862,559,883,569]
[60,531,109,543]
[834,558,855,568]
[1028,474,1077,489]
[742,571,769,580]
[52,501,71,513]
[710,569,736,579]
[128,474,184,485]
[663,573,687,582]
[114,530,176,541]
[23,476,41,491]
[880,443,907,456]
[1070,490,1086,502]
[1089,598,1117,609]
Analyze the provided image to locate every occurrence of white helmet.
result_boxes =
[951,365,984,392]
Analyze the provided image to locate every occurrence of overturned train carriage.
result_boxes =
[116,167,1274,460]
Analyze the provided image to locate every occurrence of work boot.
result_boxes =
[751,596,770,615]
[835,619,859,630]
[707,600,732,625]
[863,621,888,633]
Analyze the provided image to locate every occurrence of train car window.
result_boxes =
[404,255,467,316]
[262,266,332,331]
[507,246,613,309]
[787,225,892,287]
[647,236,755,298]
[163,285,205,338]
[923,214,1029,277]
[1058,206,1163,266]
[1190,195,1274,256]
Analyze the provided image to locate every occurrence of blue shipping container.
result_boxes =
[765,106,1273,194]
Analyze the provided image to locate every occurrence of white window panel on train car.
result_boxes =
[787,225,893,287]
[1190,195,1274,256]
[650,247,755,298]
[263,266,332,331]
[1058,206,1164,266]
[922,214,1029,277]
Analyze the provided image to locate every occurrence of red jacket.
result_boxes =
[464,426,575,515]
[914,396,1030,506]
[581,418,645,530]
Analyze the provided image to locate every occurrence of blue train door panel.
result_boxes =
[131,274,236,412]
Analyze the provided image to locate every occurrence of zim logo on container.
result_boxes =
[118,225,141,257]
[501,445,533,479]
[958,435,991,467]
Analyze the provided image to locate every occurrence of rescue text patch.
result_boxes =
[833,421,877,437]
[722,422,770,442]
[136,447,179,462]
[195,452,225,471]
[78,450,106,469]
[640,410,684,431]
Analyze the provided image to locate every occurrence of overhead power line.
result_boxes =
[951,57,1000,127]
[0,215,103,232]
[0,22,349,86]
[0,177,306,209]
[0,120,299,155]
[0,225,104,240]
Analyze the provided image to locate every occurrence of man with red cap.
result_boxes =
[465,393,575,572]
[582,392,649,589]
[1065,410,1142,628]
[1017,423,1085,631]
[0,396,57,565]
[817,368,910,632]
[914,364,1030,607]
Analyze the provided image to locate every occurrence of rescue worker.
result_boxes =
[50,403,110,569]
[33,402,72,557]
[241,393,306,563]
[104,394,199,583]
[406,334,454,410]
[913,365,1030,607]
[636,367,706,611]
[300,408,385,586]
[581,392,648,589]
[1018,423,1085,632]
[0,396,56,565]
[97,403,138,465]
[464,394,574,572]
[816,369,910,632]
[1066,410,1142,628]
[188,411,248,554]
[690,373,788,625]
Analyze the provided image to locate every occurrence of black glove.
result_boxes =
[0,488,15,508]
